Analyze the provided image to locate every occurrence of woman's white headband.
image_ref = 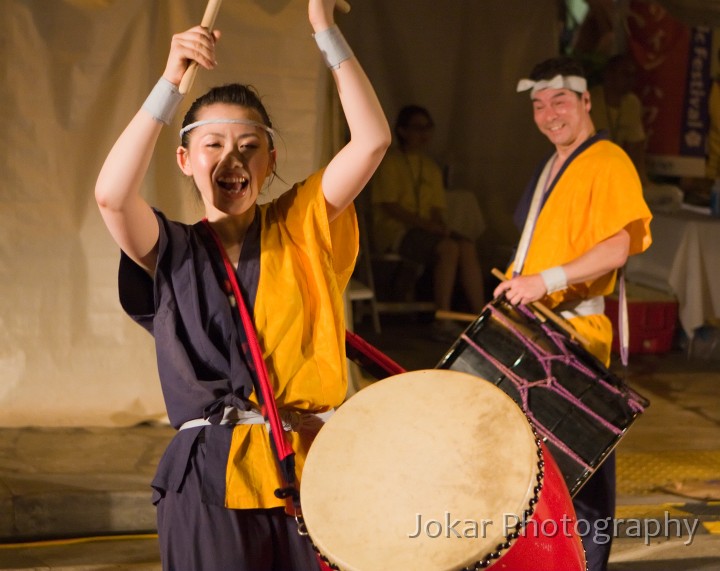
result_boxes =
[179,118,276,142]
[516,74,587,96]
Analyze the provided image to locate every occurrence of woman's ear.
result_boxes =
[176,146,192,176]
[266,148,277,177]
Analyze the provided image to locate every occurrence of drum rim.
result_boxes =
[300,370,546,571]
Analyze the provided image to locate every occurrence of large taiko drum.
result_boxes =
[300,369,585,571]
[437,298,650,497]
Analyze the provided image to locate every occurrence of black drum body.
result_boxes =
[436,299,650,497]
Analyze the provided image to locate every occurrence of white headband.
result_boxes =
[179,118,276,143]
[516,74,587,96]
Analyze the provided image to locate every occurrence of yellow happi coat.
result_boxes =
[225,170,357,509]
[508,137,652,365]
[370,147,447,253]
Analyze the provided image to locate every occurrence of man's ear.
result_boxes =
[584,92,591,112]
[177,146,192,176]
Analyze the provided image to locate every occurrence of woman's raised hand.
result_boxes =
[308,0,338,31]
[162,26,220,87]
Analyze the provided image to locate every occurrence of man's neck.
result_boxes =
[555,126,596,163]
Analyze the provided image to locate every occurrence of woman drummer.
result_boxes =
[94,0,390,568]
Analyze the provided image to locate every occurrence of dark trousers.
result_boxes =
[573,452,616,571]
[155,439,321,571]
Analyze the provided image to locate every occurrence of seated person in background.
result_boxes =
[370,105,485,339]
[590,53,650,186]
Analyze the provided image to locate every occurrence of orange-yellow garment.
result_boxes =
[224,170,358,509]
[370,147,446,253]
[509,138,652,365]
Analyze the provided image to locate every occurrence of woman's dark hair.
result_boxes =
[528,56,587,82]
[394,104,434,148]
[180,83,274,150]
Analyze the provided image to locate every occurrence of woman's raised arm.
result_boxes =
[94,26,219,273]
[308,0,391,221]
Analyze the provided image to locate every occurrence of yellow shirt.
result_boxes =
[224,170,358,508]
[370,147,446,253]
[509,139,652,364]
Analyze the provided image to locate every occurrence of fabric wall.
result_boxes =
[0,0,329,427]
[342,0,558,262]
[657,0,720,27]
[1,0,558,427]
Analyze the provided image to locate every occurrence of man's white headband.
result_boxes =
[516,74,587,96]
[179,118,276,143]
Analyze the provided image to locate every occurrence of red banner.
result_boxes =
[628,0,712,176]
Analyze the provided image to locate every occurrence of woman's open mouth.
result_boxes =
[217,174,249,194]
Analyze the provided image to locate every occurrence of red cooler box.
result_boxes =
[604,282,679,354]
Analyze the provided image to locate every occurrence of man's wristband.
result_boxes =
[540,266,568,294]
[313,25,354,70]
[142,77,183,125]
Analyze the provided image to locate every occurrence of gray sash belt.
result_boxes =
[179,406,334,432]
[556,295,604,320]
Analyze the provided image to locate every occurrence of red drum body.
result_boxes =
[300,370,585,571]
[437,298,650,497]
[492,440,585,570]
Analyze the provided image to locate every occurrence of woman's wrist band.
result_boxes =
[313,25,354,70]
[142,77,183,125]
[540,266,568,294]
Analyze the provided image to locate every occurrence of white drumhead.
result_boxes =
[301,369,539,571]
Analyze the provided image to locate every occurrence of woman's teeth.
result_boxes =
[217,175,248,193]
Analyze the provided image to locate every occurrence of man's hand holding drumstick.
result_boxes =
[435,268,589,348]
[493,270,548,306]
[492,268,590,347]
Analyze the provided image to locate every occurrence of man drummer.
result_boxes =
[494,56,652,571]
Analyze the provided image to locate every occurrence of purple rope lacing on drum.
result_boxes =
[512,304,645,415]
[460,332,592,470]
[460,303,645,471]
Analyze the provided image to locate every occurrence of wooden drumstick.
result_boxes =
[336,0,352,13]
[491,268,591,347]
[179,0,224,95]
[435,309,477,323]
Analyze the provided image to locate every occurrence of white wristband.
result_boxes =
[313,25,354,70]
[142,77,183,125]
[540,266,567,294]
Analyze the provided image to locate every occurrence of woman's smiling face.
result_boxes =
[177,103,276,220]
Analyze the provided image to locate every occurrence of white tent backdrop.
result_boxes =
[0,0,332,426]
[0,0,558,427]
[343,0,557,247]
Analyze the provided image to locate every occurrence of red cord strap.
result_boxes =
[201,219,295,468]
[345,330,406,379]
